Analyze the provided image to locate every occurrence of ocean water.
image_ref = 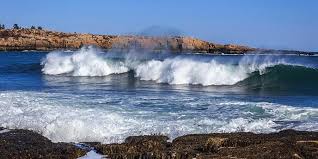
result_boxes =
[1,47,318,143]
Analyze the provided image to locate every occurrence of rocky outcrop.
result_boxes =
[95,130,318,159]
[0,128,85,159]
[0,29,255,54]
[1,127,317,159]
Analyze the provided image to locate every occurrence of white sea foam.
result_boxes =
[257,102,318,120]
[219,101,318,120]
[218,118,278,133]
[0,129,10,134]
[78,150,106,159]
[1,91,317,143]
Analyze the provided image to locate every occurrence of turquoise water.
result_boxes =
[1,48,318,143]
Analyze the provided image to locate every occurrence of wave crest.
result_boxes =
[237,64,318,90]
[135,58,249,85]
[41,47,129,76]
[41,47,317,86]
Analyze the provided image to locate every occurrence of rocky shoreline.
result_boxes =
[1,127,317,159]
[0,28,255,54]
[1,29,317,56]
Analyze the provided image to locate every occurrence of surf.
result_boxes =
[1,91,317,143]
[41,47,318,89]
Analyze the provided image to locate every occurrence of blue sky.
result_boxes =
[1,0,317,51]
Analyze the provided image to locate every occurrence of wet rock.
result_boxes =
[204,137,228,152]
[296,141,318,159]
[0,128,86,159]
[1,128,317,159]
[96,130,318,159]
[95,135,170,159]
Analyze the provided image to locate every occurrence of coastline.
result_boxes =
[0,28,255,54]
[1,28,317,56]
[1,127,317,159]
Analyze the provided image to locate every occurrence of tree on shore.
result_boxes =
[13,24,20,29]
[31,26,36,29]
[0,24,5,29]
[37,26,43,30]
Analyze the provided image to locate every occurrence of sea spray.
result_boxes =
[41,46,129,76]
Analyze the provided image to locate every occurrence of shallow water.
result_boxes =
[0,48,318,143]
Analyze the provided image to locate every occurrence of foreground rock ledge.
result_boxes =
[0,128,317,159]
[0,128,86,159]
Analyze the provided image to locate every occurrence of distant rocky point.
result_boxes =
[0,28,255,54]
[0,28,316,55]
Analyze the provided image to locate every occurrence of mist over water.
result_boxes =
[1,48,318,143]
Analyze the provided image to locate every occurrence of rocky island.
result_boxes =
[0,28,256,54]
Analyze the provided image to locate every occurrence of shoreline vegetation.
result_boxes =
[0,27,316,55]
[0,127,317,159]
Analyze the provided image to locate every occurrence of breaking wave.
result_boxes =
[41,47,318,87]
[41,47,128,76]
